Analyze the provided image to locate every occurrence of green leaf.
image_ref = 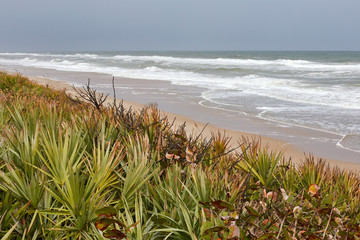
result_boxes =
[203,226,228,235]
[201,221,213,236]
[96,207,117,218]
[303,233,322,240]
[245,206,260,217]
[257,233,276,240]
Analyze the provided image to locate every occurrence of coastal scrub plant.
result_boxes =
[1,72,360,239]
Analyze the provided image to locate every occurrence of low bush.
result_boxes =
[0,72,360,239]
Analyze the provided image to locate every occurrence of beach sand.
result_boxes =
[27,75,360,171]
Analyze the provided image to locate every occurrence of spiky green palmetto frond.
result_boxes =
[44,134,121,235]
[116,134,159,209]
[237,141,283,189]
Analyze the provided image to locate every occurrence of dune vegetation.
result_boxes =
[1,72,360,239]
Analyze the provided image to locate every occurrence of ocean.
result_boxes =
[0,51,359,154]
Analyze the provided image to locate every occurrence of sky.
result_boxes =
[1,0,360,51]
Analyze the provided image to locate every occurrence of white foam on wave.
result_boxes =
[0,56,211,85]
[198,99,250,117]
[2,52,360,74]
[112,55,332,71]
[113,55,276,66]
[201,75,360,110]
[336,135,360,153]
[1,55,360,110]
[0,52,44,57]
[0,52,99,59]
[108,55,360,73]
[144,66,162,72]
[256,108,345,137]
[242,75,360,109]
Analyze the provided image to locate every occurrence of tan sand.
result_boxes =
[29,76,360,171]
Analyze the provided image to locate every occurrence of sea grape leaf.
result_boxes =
[261,219,270,228]
[96,207,117,218]
[203,226,228,235]
[268,223,280,232]
[248,215,258,225]
[239,227,251,240]
[257,233,276,240]
[211,200,235,210]
[103,229,126,239]
[95,218,124,231]
[306,233,322,240]
[300,230,322,240]
[200,221,213,236]
[245,206,260,217]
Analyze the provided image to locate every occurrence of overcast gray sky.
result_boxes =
[1,0,359,51]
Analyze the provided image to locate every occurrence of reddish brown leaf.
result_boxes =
[95,218,124,231]
[103,229,126,239]
[211,200,235,211]
[262,219,270,226]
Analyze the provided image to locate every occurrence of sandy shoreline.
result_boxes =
[26,75,360,171]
